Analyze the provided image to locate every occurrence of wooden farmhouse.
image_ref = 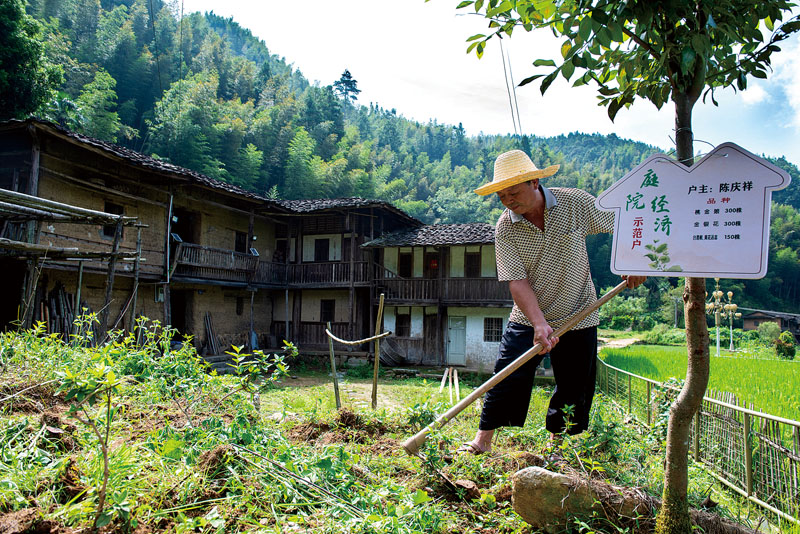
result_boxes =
[740,309,800,339]
[0,119,512,371]
[363,224,513,370]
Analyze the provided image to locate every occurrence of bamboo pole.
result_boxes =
[327,321,341,410]
[448,367,454,404]
[454,368,460,401]
[401,280,629,456]
[438,367,450,393]
[371,293,385,410]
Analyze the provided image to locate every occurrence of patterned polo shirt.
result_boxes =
[495,186,614,331]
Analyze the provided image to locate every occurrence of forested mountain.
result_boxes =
[16,0,800,312]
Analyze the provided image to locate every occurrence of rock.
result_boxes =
[513,467,762,534]
[454,479,481,500]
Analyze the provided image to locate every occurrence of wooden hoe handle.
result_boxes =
[401,280,629,456]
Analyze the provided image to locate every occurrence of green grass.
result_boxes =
[0,322,789,533]
[600,344,800,421]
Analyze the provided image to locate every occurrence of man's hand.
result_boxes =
[622,275,646,289]
[533,321,558,352]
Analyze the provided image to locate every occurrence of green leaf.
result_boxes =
[466,33,486,42]
[533,59,557,67]
[579,16,592,41]
[457,0,473,8]
[412,489,432,505]
[540,71,559,94]
[561,40,573,59]
[680,47,696,74]
[752,69,767,79]
[519,74,545,87]
[666,265,684,272]
[562,60,575,80]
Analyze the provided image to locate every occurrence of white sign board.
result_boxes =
[595,142,790,279]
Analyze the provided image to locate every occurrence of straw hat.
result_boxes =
[474,150,560,196]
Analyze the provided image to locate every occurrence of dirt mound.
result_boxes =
[40,411,78,451]
[197,444,233,475]
[54,457,86,504]
[1,382,66,414]
[0,508,74,534]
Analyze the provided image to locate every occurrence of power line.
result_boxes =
[499,38,519,137]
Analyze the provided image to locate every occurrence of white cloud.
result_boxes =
[771,40,800,128]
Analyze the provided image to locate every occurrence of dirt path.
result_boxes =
[599,337,640,349]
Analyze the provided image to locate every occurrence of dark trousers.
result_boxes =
[479,321,598,435]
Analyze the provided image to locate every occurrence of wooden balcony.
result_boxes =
[287,261,369,287]
[172,242,258,284]
[376,277,512,305]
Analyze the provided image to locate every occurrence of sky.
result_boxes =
[180,0,800,166]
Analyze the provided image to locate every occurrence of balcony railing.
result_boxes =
[287,261,369,286]
[172,243,258,283]
[376,277,512,303]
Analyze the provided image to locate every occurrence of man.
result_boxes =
[460,149,645,454]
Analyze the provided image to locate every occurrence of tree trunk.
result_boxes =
[655,92,711,534]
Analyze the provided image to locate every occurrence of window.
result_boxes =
[465,252,481,278]
[484,317,503,342]
[102,202,124,238]
[314,238,330,262]
[235,231,248,253]
[320,299,336,324]
[395,313,411,337]
[398,252,413,278]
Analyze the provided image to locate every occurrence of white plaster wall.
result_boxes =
[482,245,497,277]
[384,307,396,332]
[411,306,423,336]
[451,246,465,277]
[384,248,398,273]
[413,247,423,278]
[302,234,342,261]
[453,306,511,372]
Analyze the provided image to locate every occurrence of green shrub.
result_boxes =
[757,322,781,344]
[640,324,686,345]
[633,316,656,331]
[609,315,633,330]
[776,331,796,360]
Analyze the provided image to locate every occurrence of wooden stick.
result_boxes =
[327,321,341,410]
[438,367,450,393]
[401,280,629,456]
[371,293,385,410]
[448,367,454,404]
[454,368,460,401]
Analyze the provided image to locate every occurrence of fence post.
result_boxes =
[693,410,701,462]
[627,374,632,414]
[646,381,652,426]
[327,321,341,410]
[744,412,753,496]
[614,368,618,400]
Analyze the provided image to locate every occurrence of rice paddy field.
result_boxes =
[600,345,800,422]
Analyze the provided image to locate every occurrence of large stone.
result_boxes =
[513,467,763,534]
[512,467,654,533]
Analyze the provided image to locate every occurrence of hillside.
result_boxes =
[17,0,800,312]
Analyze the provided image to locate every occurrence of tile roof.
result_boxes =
[2,119,277,204]
[276,198,421,225]
[362,223,496,247]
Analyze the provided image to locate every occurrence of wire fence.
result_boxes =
[596,358,800,525]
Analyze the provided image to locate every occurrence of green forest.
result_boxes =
[5,0,800,313]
